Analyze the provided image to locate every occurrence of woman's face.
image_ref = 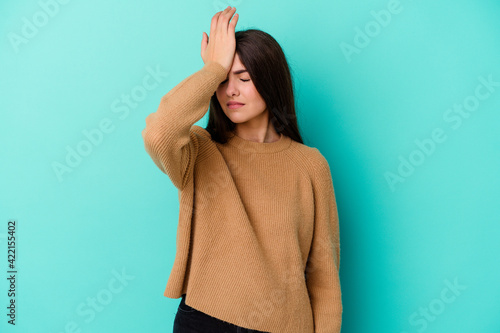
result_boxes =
[215,53,268,125]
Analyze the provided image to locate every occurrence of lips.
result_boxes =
[227,101,245,106]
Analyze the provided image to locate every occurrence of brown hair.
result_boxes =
[205,29,304,144]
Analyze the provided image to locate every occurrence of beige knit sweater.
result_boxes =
[141,61,342,332]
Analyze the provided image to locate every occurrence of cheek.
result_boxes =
[247,90,265,107]
[243,87,258,102]
[215,89,224,103]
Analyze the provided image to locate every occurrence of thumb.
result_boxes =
[201,32,207,54]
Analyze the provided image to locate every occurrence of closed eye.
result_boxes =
[221,79,250,84]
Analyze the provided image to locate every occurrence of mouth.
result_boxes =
[227,102,245,109]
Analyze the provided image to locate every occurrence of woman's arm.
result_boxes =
[141,61,227,189]
[305,151,343,332]
[141,6,238,189]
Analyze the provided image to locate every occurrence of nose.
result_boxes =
[225,78,239,97]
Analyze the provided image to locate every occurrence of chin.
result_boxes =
[227,117,247,124]
[224,110,246,122]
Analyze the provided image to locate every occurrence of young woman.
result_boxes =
[142,6,342,333]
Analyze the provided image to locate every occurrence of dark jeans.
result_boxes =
[173,294,269,333]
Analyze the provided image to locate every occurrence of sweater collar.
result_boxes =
[226,131,292,153]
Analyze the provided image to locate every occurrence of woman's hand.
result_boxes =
[201,6,239,74]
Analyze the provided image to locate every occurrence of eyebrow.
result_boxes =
[223,69,249,81]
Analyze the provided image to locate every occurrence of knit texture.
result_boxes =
[141,61,342,332]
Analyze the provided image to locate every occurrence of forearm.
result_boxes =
[141,61,227,188]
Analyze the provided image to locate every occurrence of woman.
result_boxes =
[142,6,342,333]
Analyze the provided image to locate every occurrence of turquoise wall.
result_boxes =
[1,0,499,332]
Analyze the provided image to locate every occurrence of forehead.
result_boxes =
[229,54,247,74]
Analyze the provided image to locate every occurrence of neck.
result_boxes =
[233,114,280,143]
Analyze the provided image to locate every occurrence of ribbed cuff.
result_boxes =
[202,61,228,82]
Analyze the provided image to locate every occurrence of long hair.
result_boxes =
[205,29,303,144]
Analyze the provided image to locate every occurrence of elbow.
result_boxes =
[141,127,154,153]
[142,113,161,149]
[141,124,160,160]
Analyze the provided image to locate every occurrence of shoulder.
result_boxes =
[189,125,220,161]
[291,143,336,200]
[289,140,332,182]
[190,125,212,141]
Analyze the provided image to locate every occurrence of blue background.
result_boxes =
[1,0,499,332]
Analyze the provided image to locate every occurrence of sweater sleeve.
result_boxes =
[141,61,228,190]
[305,151,343,333]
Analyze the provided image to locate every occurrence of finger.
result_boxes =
[229,12,238,31]
[226,7,237,32]
[201,32,206,54]
[211,10,225,39]
[223,7,236,21]
[210,12,220,38]
[217,7,234,34]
